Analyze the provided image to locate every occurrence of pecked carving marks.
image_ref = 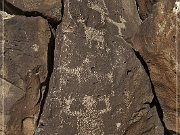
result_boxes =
[58,51,115,85]
[86,0,127,36]
[63,95,111,135]
[78,17,126,47]
[77,19,105,49]
[84,26,105,49]
[106,16,126,36]
[87,0,109,24]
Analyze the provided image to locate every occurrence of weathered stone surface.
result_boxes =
[37,0,164,134]
[2,0,62,23]
[135,0,155,20]
[132,0,180,133]
[0,12,51,135]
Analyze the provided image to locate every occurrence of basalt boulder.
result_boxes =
[0,12,51,135]
[132,0,180,133]
[37,0,164,135]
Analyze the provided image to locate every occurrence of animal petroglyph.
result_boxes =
[87,0,126,36]
[78,19,105,49]
[106,16,126,36]
[63,95,111,135]
[84,27,105,49]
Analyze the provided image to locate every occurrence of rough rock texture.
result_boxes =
[0,12,51,135]
[37,0,164,135]
[1,0,62,23]
[133,0,180,133]
[135,0,156,20]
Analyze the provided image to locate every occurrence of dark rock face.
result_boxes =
[133,0,180,133]
[1,0,62,23]
[135,0,155,20]
[37,0,164,135]
[0,12,51,135]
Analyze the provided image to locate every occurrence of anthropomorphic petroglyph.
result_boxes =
[87,0,109,24]
[87,0,126,36]
[63,95,111,135]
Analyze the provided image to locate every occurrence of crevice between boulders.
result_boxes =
[133,49,177,135]
[36,24,56,128]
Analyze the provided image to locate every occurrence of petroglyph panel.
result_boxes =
[37,0,164,135]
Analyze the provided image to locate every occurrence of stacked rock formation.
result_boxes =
[0,0,179,135]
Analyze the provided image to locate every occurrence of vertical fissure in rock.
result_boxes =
[36,0,64,129]
[61,0,64,19]
[132,49,173,135]
[36,24,56,126]
[135,0,142,21]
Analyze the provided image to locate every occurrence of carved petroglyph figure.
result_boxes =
[63,95,111,135]
[106,16,126,36]
[87,0,126,36]
[87,0,109,24]
[78,18,105,49]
